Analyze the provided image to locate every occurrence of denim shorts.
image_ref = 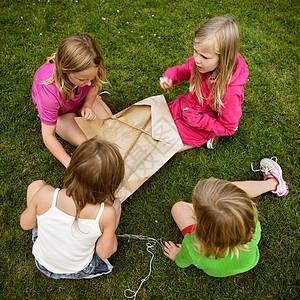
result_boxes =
[32,227,113,279]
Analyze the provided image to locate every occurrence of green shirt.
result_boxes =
[174,221,261,277]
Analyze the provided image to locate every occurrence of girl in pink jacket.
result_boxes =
[160,16,249,151]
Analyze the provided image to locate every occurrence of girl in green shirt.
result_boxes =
[163,157,288,277]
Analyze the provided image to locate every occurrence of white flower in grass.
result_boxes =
[117,10,119,13]
[153,33,156,37]
[39,33,42,36]
[141,36,143,38]
[21,16,23,19]
[102,17,106,20]
[152,14,154,17]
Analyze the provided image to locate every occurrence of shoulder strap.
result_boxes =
[51,188,60,208]
[95,202,105,222]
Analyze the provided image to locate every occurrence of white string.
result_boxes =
[117,234,164,299]
[99,90,110,95]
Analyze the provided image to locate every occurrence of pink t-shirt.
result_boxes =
[32,62,90,126]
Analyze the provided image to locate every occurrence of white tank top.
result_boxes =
[32,188,104,274]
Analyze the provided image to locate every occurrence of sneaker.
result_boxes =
[251,157,289,197]
[207,136,221,149]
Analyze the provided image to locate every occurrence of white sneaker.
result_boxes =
[251,157,289,197]
[207,136,221,149]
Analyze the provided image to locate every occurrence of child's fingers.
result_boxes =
[163,241,178,254]
[163,250,172,258]
[83,109,96,121]
[163,241,179,261]
[160,77,172,89]
[160,81,166,89]
[164,240,175,248]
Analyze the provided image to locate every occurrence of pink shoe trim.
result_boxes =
[269,171,289,197]
[264,174,273,181]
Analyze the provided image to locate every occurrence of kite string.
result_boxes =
[117,234,164,300]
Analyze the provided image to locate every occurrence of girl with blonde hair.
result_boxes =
[20,138,125,279]
[32,34,112,167]
[160,16,248,150]
[163,157,288,277]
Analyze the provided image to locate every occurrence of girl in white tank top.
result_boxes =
[20,138,125,279]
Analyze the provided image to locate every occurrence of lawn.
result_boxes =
[0,0,299,299]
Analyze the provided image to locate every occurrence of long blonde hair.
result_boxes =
[45,33,106,100]
[192,177,257,259]
[64,138,125,221]
[190,16,240,112]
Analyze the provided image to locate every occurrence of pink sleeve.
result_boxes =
[164,57,194,84]
[34,85,60,126]
[183,89,243,136]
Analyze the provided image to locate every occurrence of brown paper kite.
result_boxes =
[75,95,183,202]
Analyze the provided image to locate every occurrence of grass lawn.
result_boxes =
[0,0,299,299]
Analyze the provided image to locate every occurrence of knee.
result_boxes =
[171,201,186,217]
[27,180,46,195]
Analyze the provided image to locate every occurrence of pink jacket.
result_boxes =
[165,53,249,146]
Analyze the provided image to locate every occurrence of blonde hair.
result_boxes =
[192,177,257,259]
[45,33,106,100]
[190,16,240,112]
[64,138,125,221]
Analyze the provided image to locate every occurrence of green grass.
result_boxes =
[0,0,299,299]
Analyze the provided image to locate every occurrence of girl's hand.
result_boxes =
[81,106,96,120]
[163,241,181,261]
[160,77,173,90]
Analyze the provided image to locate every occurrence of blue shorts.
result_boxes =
[32,228,113,279]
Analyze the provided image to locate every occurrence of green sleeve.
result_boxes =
[174,234,194,268]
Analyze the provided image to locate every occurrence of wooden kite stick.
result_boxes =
[111,115,152,137]
[123,116,151,160]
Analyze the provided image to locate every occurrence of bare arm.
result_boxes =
[80,85,98,120]
[95,205,118,259]
[20,200,38,230]
[20,181,44,230]
[41,122,71,167]
[20,182,53,230]
[112,199,121,230]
